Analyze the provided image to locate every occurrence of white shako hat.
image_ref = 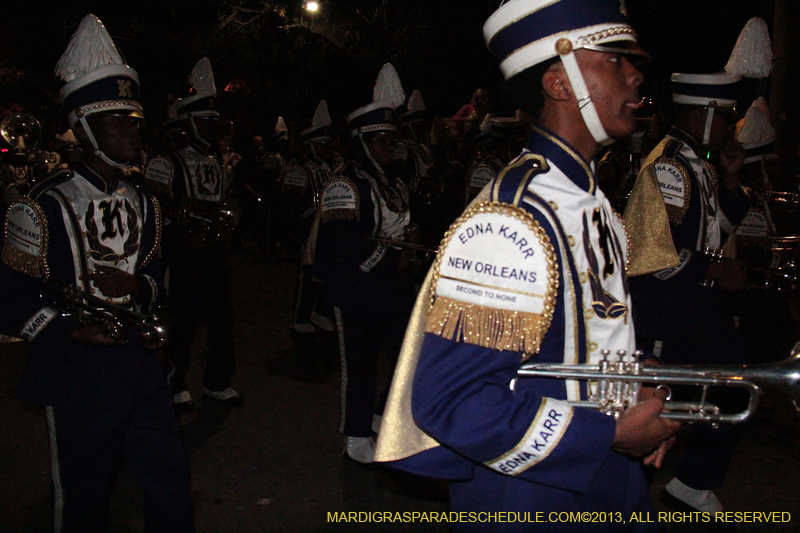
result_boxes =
[736,97,777,164]
[299,100,332,143]
[671,71,741,148]
[55,14,143,168]
[483,0,649,146]
[171,57,219,121]
[670,72,742,108]
[347,63,406,138]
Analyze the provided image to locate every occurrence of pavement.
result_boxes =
[1,251,799,532]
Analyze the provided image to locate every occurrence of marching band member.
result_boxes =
[625,19,766,515]
[0,15,193,530]
[145,58,243,411]
[375,0,679,528]
[286,100,337,334]
[316,64,417,464]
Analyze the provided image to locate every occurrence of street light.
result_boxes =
[305,1,319,12]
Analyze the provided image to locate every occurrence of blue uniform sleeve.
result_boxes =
[412,335,618,494]
[0,193,78,343]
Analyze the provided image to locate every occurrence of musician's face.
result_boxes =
[574,49,644,140]
[87,113,143,164]
[367,131,399,167]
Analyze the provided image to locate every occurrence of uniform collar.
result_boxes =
[527,125,595,194]
[75,162,120,194]
[668,126,701,158]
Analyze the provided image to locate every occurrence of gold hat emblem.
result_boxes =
[620,0,628,16]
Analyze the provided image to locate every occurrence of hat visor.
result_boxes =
[93,109,146,120]
[583,40,651,64]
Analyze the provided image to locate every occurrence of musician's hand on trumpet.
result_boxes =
[82,265,141,298]
[612,386,680,466]
[69,323,122,346]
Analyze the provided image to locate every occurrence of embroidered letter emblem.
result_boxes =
[117,79,132,98]
[99,200,125,240]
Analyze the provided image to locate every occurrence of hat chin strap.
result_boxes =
[701,103,716,150]
[558,50,614,146]
[78,116,136,170]
[188,115,213,154]
[358,134,386,177]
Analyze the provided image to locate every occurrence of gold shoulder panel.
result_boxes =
[624,164,680,277]
[2,196,50,279]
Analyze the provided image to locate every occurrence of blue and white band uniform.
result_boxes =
[376,126,652,520]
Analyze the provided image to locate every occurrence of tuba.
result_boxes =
[44,283,170,350]
[516,344,800,425]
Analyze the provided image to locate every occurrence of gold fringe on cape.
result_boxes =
[1,244,43,278]
[425,296,543,354]
[320,208,358,223]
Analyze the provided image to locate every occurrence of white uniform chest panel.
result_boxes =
[528,167,635,366]
[181,149,224,202]
[51,174,143,301]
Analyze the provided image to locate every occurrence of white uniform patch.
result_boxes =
[426,203,558,354]
[284,166,308,191]
[654,160,689,209]
[736,209,770,238]
[468,165,496,190]
[20,306,58,340]
[485,398,573,476]
[2,197,49,278]
[437,209,549,313]
[144,157,173,188]
[320,177,360,222]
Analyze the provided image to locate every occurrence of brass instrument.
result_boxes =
[176,198,241,248]
[367,237,438,265]
[1,113,62,198]
[516,345,800,425]
[745,236,800,292]
[44,283,169,350]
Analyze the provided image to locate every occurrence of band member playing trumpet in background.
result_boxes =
[0,15,193,531]
[316,64,418,464]
[375,0,679,527]
[624,52,757,517]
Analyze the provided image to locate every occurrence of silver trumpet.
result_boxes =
[44,283,170,350]
[516,344,800,424]
[366,237,438,265]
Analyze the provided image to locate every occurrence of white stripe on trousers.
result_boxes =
[46,406,64,533]
[334,306,348,434]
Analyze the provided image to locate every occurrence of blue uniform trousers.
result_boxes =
[166,244,236,394]
[50,355,193,532]
[334,284,415,437]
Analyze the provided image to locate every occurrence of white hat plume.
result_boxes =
[736,97,776,149]
[725,17,772,79]
[407,90,426,113]
[275,116,288,135]
[312,100,332,129]
[55,14,125,82]
[188,57,217,98]
[372,63,406,109]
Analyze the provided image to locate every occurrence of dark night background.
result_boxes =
[0,0,796,169]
